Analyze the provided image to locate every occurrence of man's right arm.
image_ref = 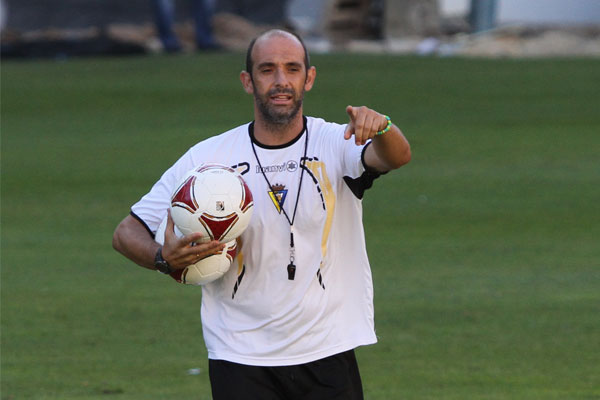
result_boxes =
[112,213,225,271]
[113,214,161,270]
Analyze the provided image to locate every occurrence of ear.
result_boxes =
[304,66,317,92]
[240,71,254,94]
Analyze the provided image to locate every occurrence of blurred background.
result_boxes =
[2,0,600,58]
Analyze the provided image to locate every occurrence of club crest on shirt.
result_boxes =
[268,183,288,214]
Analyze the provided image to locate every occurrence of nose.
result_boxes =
[273,68,289,88]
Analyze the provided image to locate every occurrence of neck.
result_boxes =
[252,113,305,146]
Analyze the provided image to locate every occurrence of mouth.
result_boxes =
[269,91,294,105]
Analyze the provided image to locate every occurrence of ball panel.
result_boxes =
[239,177,254,213]
[170,267,185,283]
[183,240,237,285]
[225,240,237,262]
[171,175,199,213]
[199,212,239,242]
[170,206,211,240]
[169,164,254,244]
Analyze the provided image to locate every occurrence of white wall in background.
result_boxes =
[439,0,469,16]
[498,0,600,25]
[440,0,600,24]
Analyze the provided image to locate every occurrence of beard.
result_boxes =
[254,87,304,127]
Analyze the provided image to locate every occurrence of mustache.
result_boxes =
[267,88,296,97]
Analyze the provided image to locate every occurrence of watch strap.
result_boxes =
[154,247,173,275]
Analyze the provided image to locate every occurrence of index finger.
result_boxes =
[346,105,356,121]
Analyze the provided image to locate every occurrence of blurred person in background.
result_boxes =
[0,0,7,32]
[152,0,220,52]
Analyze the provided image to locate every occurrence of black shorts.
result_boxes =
[208,350,364,400]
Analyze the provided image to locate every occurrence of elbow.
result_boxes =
[112,231,121,254]
[112,223,125,254]
[400,145,412,166]
[389,145,411,170]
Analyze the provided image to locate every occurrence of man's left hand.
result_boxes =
[343,105,389,146]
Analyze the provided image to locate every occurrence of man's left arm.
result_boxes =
[344,105,411,172]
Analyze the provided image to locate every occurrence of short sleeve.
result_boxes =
[339,128,383,199]
[340,126,368,180]
[130,149,197,233]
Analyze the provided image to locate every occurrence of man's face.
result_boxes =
[248,35,313,126]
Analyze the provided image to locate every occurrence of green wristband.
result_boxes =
[376,115,392,136]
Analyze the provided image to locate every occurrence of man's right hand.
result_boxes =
[161,211,226,269]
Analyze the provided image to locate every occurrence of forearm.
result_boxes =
[112,215,160,270]
[366,124,411,172]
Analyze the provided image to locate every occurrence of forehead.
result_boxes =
[251,34,305,67]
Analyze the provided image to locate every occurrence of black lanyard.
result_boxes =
[250,123,309,280]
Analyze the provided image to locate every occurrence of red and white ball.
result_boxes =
[170,164,253,243]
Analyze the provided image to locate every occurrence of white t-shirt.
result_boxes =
[131,116,382,366]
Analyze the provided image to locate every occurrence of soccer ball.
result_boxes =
[154,216,238,285]
[170,164,253,243]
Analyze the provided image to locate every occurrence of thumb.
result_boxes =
[344,121,355,140]
[344,106,355,140]
[165,210,175,239]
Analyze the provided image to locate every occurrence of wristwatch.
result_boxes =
[154,247,173,275]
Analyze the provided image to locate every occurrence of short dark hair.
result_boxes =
[245,30,311,77]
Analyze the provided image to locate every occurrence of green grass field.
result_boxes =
[2,52,599,399]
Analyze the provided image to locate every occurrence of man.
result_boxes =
[113,29,410,399]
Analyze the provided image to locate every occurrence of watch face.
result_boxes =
[155,260,171,274]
